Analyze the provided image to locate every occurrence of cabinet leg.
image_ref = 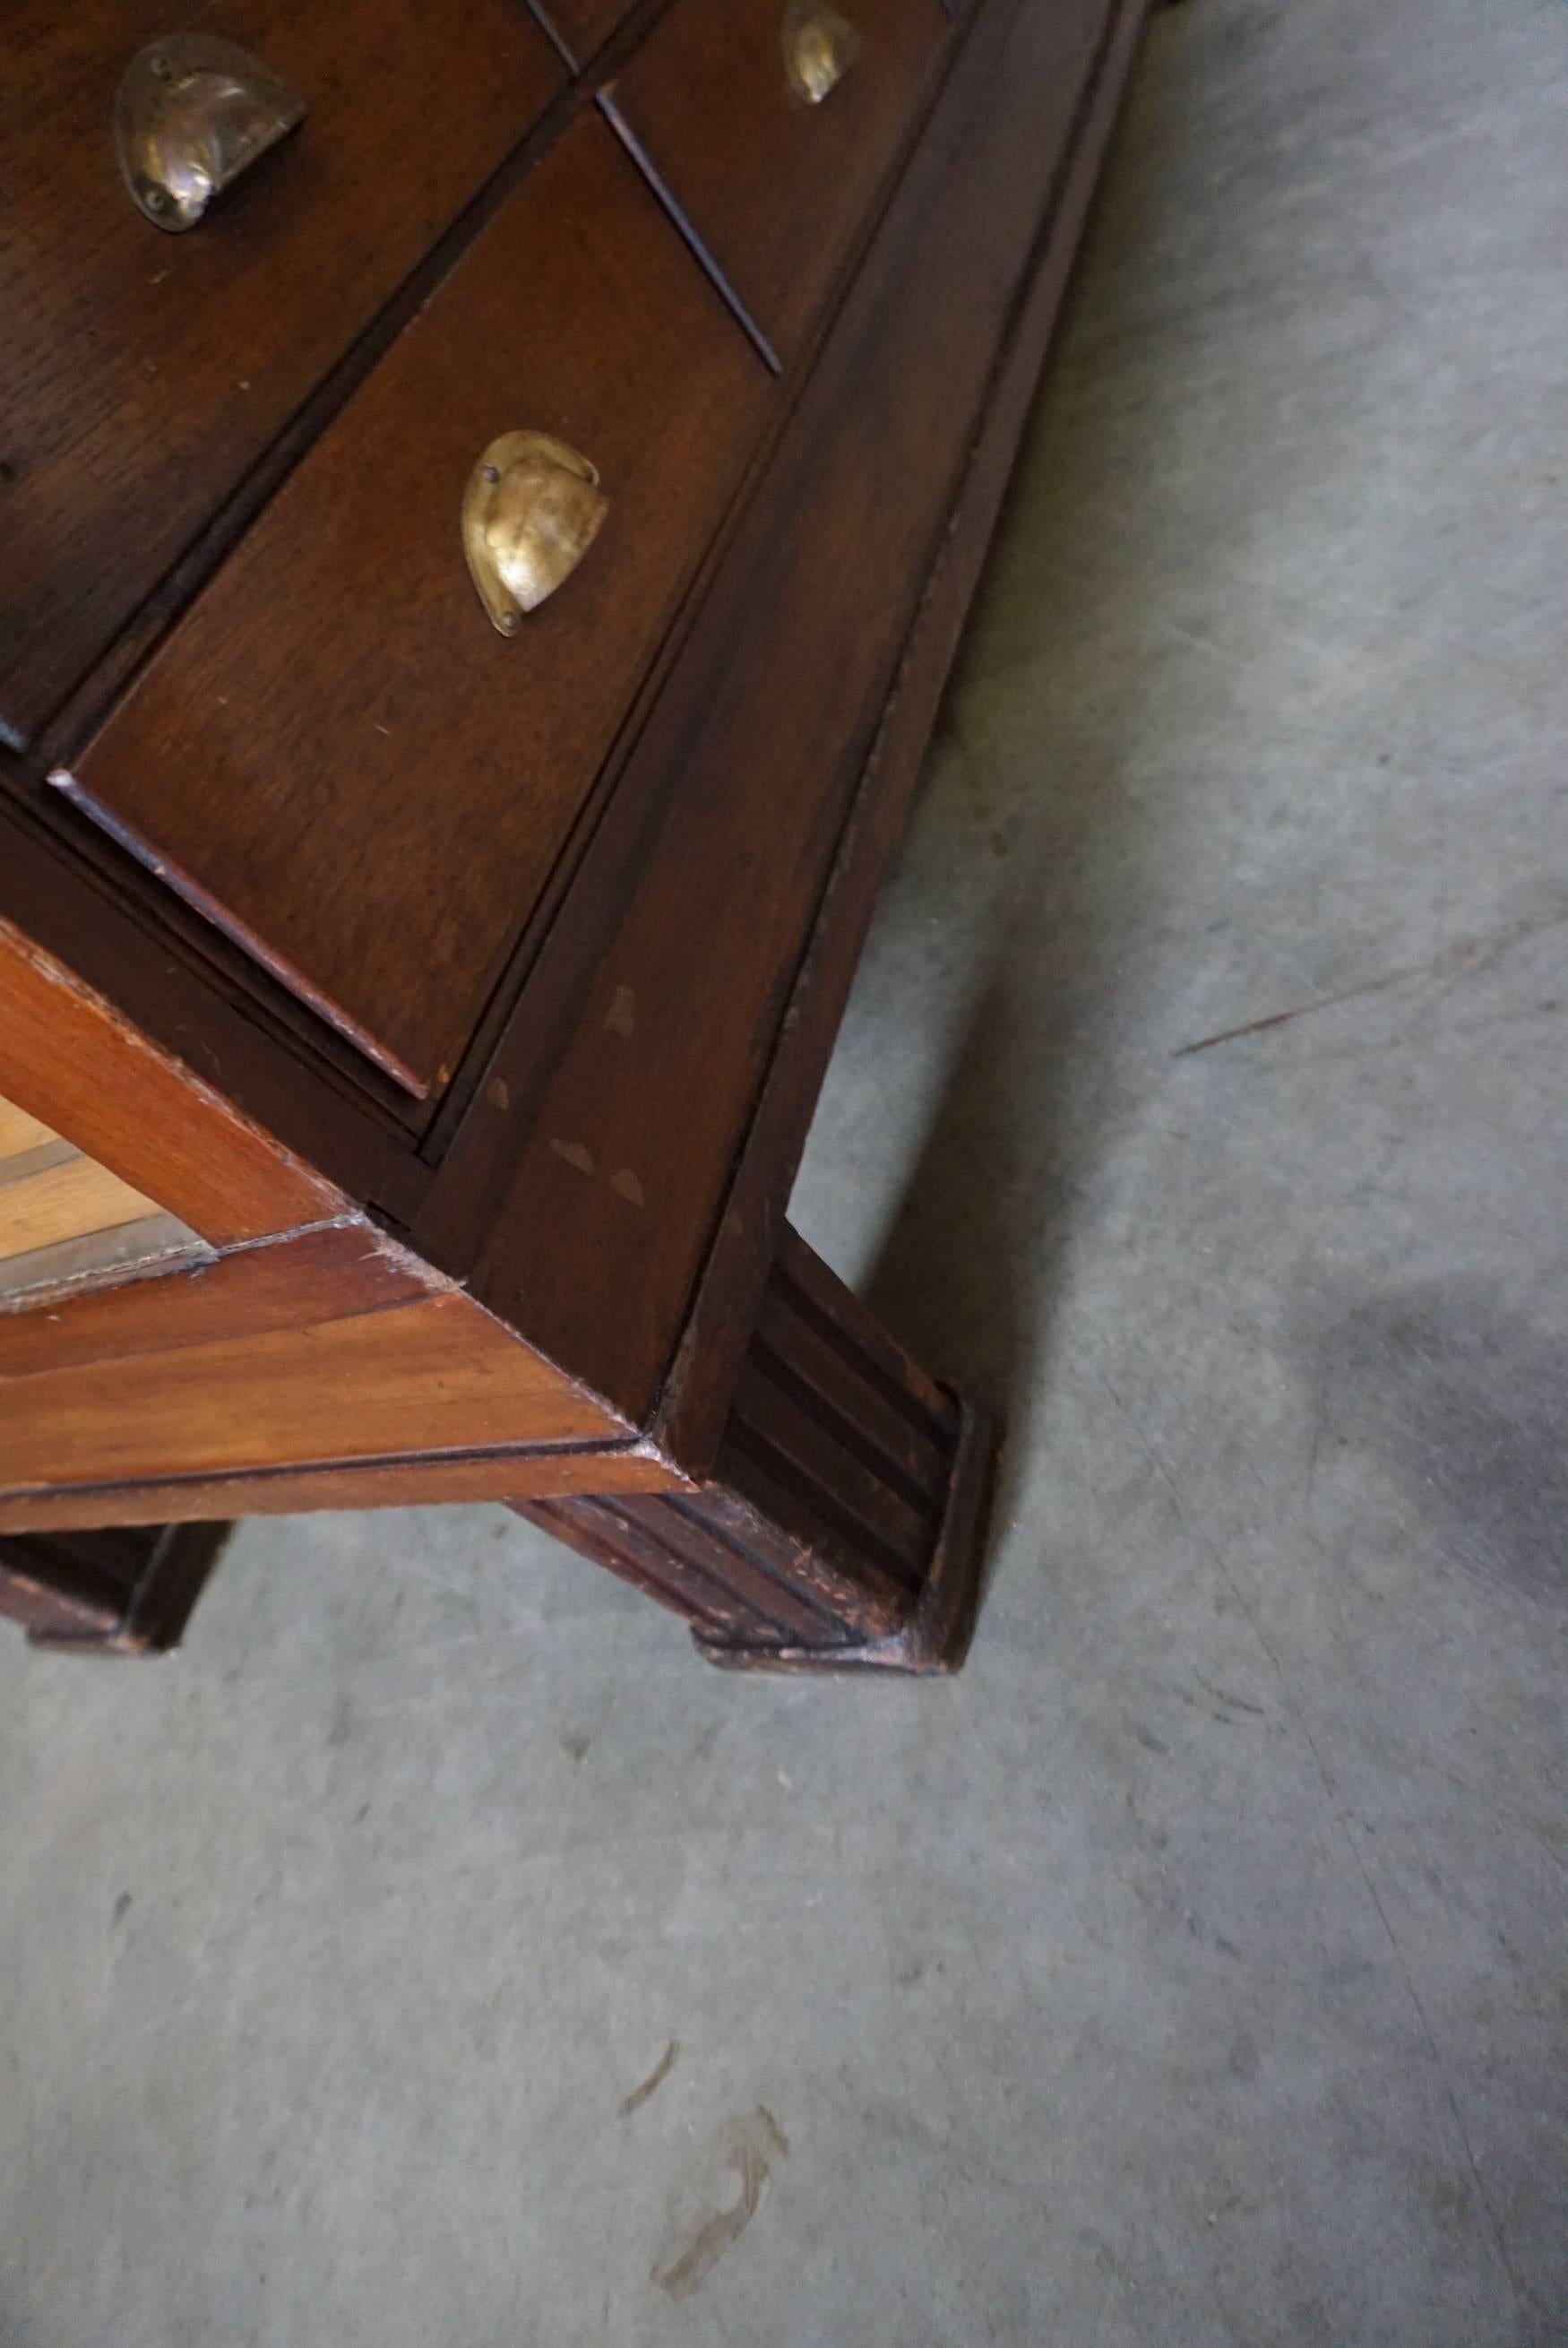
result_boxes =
[0,1523,230,1656]
[513,1226,997,1674]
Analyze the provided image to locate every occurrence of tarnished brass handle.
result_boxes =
[783,1,861,103]
[461,434,609,635]
[115,34,306,232]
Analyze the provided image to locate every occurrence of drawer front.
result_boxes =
[603,0,951,366]
[0,0,563,745]
[531,0,641,69]
[55,114,773,1102]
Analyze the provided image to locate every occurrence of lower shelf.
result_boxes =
[0,1520,230,1655]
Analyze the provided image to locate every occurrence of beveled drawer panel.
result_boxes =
[54,114,772,1102]
[0,0,563,746]
[602,0,951,367]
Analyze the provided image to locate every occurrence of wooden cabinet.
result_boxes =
[55,114,772,1100]
[0,0,563,742]
[0,0,1151,1675]
[604,0,952,363]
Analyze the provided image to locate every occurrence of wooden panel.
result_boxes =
[56,113,772,1100]
[604,0,950,364]
[0,0,562,741]
[0,1152,161,1265]
[0,911,349,1243]
[0,1221,433,1378]
[0,1289,626,1494]
[432,0,1133,1423]
[0,1444,685,1537]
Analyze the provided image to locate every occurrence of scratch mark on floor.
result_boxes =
[619,2039,679,2119]
[650,2107,788,2298]
[1194,1670,1267,1717]
[1174,907,1568,1058]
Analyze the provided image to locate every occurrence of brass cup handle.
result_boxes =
[783,1,862,103]
[461,434,609,635]
[115,34,306,232]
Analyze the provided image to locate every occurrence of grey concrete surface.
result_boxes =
[4,0,1567,2340]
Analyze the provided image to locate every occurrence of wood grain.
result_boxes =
[0,1443,684,1537]
[513,1221,995,1669]
[0,798,428,1222]
[58,113,772,1099]
[605,0,950,365]
[655,0,1150,1472]
[0,1221,433,1378]
[0,0,561,742]
[441,0,1123,1425]
[0,1289,627,1494]
[0,1099,55,1160]
[0,1153,162,1265]
[0,910,349,1242]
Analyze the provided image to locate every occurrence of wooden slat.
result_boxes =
[0,1098,56,1160]
[752,1283,951,1506]
[0,1440,684,1536]
[0,1291,625,1493]
[0,1153,161,1265]
[0,1221,429,1377]
[730,1353,935,1584]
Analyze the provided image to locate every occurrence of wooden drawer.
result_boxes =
[531,0,641,70]
[603,0,951,366]
[53,114,773,1103]
[0,0,563,746]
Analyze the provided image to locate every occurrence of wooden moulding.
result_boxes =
[656,0,1153,1480]
[513,1226,998,1675]
[0,909,349,1246]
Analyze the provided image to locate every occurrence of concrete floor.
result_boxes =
[4,0,1567,2339]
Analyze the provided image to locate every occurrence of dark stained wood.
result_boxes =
[513,1221,995,1670]
[0,0,1142,1678]
[0,1522,229,1654]
[436,0,1134,1428]
[697,1389,995,1673]
[0,798,431,1226]
[0,1443,683,1539]
[0,0,562,743]
[654,0,1150,1471]
[0,907,349,1244]
[529,0,641,69]
[603,0,951,366]
[56,114,772,1101]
